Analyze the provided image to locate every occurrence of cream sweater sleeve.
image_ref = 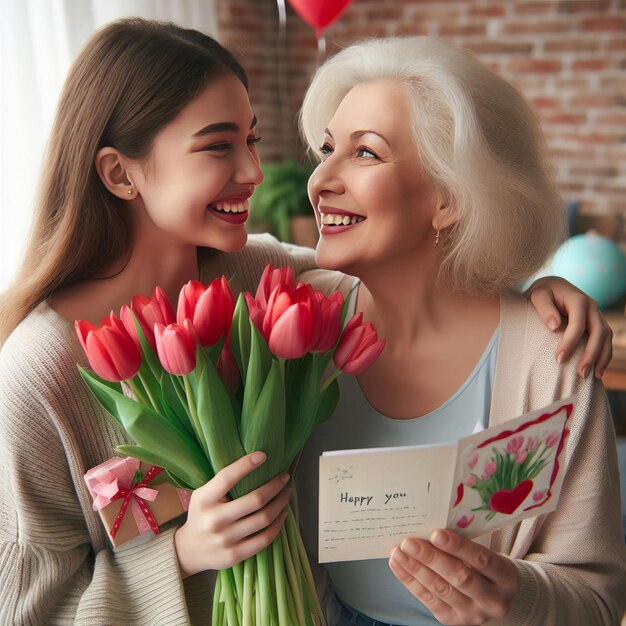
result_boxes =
[0,308,195,625]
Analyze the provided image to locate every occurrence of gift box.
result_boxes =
[84,456,191,547]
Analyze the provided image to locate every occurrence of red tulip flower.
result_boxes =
[255,263,295,309]
[176,280,206,322]
[217,341,241,394]
[178,277,235,347]
[334,313,386,376]
[262,282,321,359]
[120,286,175,350]
[246,266,345,360]
[75,312,142,382]
[154,320,198,376]
[311,290,343,352]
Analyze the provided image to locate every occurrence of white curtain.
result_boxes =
[0,0,218,291]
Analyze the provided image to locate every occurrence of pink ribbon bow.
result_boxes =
[85,457,162,538]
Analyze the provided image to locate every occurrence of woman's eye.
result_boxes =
[247,136,262,147]
[319,143,333,158]
[356,146,377,159]
[202,142,232,152]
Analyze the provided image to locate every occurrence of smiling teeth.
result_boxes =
[320,213,365,226]
[213,201,248,213]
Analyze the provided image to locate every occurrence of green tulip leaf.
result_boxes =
[239,358,286,494]
[131,312,163,380]
[284,355,326,467]
[79,367,212,487]
[231,294,252,380]
[114,444,202,490]
[159,372,195,438]
[241,319,272,430]
[194,348,246,483]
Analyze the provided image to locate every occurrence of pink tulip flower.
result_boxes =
[121,286,175,350]
[154,320,197,376]
[545,430,561,448]
[456,514,475,529]
[333,313,386,376]
[76,312,142,382]
[527,436,539,451]
[516,449,528,464]
[506,436,524,454]
[468,452,479,470]
[484,459,497,477]
[465,475,477,487]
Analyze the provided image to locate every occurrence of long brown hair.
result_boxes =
[0,17,248,346]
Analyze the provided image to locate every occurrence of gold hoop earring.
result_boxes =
[435,230,440,245]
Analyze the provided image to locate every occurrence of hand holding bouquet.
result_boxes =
[76,264,384,626]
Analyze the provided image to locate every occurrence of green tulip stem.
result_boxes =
[280,524,306,625]
[272,537,289,626]
[126,379,150,408]
[288,506,326,625]
[136,371,160,413]
[256,548,272,625]
[221,570,238,626]
[242,558,254,626]
[319,368,341,393]
[182,375,209,458]
[232,561,244,607]
[213,569,223,625]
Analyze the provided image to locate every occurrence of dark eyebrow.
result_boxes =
[323,127,390,147]
[193,115,257,138]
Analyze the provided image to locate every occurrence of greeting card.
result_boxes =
[318,398,572,562]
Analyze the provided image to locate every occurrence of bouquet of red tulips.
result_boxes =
[76,264,384,626]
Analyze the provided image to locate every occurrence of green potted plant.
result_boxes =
[249,158,318,247]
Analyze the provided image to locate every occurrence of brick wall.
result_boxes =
[218,0,626,230]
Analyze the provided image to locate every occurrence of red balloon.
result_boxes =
[287,0,352,34]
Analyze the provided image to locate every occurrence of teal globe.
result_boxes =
[549,233,626,309]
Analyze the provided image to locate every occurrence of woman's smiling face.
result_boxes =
[129,72,264,253]
[307,80,441,275]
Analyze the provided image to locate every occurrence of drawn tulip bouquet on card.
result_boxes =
[451,404,571,532]
[75,264,384,626]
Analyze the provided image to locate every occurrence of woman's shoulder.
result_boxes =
[498,290,590,399]
[0,302,85,401]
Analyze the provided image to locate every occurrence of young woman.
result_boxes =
[296,37,626,626]
[0,18,615,624]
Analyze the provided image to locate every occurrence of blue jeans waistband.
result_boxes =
[337,599,402,626]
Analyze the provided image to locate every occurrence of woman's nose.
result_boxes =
[234,148,264,186]
[308,157,344,198]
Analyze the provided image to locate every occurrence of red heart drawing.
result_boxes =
[489,480,533,515]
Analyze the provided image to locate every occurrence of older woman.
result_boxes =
[296,37,626,626]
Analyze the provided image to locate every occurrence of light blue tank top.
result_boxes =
[296,296,499,626]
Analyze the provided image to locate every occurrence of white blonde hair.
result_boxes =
[299,36,566,294]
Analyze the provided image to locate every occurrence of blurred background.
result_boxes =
[1,0,625,522]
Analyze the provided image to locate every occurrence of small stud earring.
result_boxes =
[435,230,440,245]
[127,189,133,196]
